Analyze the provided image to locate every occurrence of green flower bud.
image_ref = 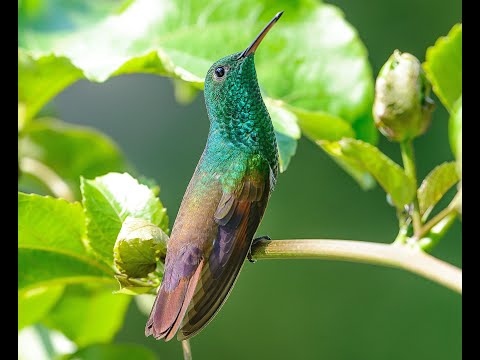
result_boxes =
[373,50,435,142]
[114,216,168,278]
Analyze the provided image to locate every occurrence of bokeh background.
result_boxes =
[50,0,462,358]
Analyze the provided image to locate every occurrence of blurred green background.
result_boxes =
[49,0,462,358]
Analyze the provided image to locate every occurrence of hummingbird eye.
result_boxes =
[214,66,225,78]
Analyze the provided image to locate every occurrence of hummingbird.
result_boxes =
[145,11,283,341]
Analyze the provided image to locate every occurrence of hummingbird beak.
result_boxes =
[238,11,283,59]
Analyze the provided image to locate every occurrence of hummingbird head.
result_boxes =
[203,12,283,149]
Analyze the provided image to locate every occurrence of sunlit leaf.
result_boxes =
[18,193,113,291]
[424,23,462,111]
[18,52,83,123]
[44,285,130,347]
[18,286,64,330]
[19,0,376,175]
[81,172,168,263]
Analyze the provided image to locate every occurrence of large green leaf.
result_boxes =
[18,285,64,330]
[44,285,131,347]
[297,107,375,190]
[19,119,128,199]
[322,139,415,208]
[295,108,355,142]
[19,0,376,174]
[320,141,375,190]
[65,344,157,360]
[418,162,460,219]
[424,23,462,111]
[81,172,169,264]
[18,193,113,291]
[18,52,83,124]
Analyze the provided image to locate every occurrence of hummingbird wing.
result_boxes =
[178,159,273,340]
[145,244,205,341]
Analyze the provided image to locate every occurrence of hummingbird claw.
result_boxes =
[247,236,271,263]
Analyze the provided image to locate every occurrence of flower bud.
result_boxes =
[114,216,168,278]
[373,50,434,142]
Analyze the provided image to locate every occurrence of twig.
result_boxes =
[416,190,462,240]
[251,239,462,294]
[19,157,75,201]
[182,339,192,360]
[400,140,422,236]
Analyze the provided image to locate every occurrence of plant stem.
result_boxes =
[34,324,56,359]
[400,141,422,236]
[19,157,75,201]
[251,239,462,294]
[416,190,461,240]
[416,212,457,252]
[182,339,192,360]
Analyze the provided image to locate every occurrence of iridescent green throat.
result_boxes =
[203,52,278,175]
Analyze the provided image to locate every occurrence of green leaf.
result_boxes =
[418,162,460,219]
[114,217,168,278]
[44,285,131,347]
[449,96,462,177]
[275,131,298,173]
[323,139,415,208]
[18,286,64,330]
[18,51,84,123]
[172,79,199,105]
[265,99,300,172]
[19,119,128,200]
[18,103,27,132]
[292,106,376,189]
[266,100,301,140]
[295,108,356,142]
[114,274,160,295]
[19,0,375,171]
[424,23,462,111]
[320,141,376,191]
[81,172,169,264]
[137,175,161,196]
[65,344,157,360]
[18,193,113,291]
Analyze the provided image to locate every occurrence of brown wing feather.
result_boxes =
[145,246,205,341]
[178,169,270,340]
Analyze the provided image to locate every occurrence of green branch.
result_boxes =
[416,189,462,240]
[251,239,462,294]
[400,141,422,235]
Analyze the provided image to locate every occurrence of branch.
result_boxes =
[181,340,192,360]
[416,189,462,240]
[251,239,462,294]
[19,157,75,201]
[400,140,422,235]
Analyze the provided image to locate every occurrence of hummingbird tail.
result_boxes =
[145,255,204,341]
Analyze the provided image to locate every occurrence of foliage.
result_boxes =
[19,0,377,174]
[18,0,461,358]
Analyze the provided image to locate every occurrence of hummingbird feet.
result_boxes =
[247,236,271,263]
